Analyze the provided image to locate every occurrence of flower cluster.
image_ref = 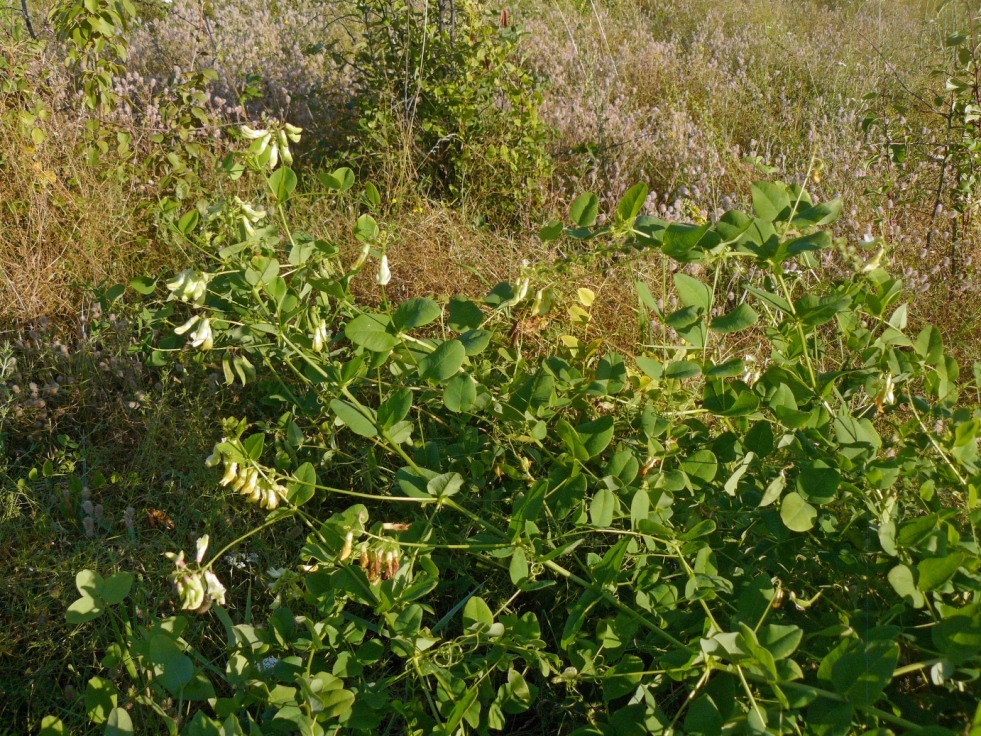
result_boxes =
[165,535,227,613]
[165,269,210,305]
[208,448,286,510]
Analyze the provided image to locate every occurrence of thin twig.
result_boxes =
[20,0,36,39]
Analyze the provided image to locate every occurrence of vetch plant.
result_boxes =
[51,137,981,734]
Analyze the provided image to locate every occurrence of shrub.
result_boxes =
[347,0,552,224]
[43,133,981,734]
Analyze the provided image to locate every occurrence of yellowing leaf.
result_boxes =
[577,288,596,307]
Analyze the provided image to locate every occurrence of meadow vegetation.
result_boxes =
[2,0,981,734]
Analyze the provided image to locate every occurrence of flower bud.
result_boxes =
[339,531,354,561]
[195,534,209,565]
[241,125,268,139]
[376,255,391,286]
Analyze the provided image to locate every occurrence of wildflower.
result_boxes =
[874,374,895,413]
[195,534,210,565]
[219,461,238,486]
[278,130,293,166]
[203,571,226,606]
[515,278,530,303]
[240,125,268,139]
[174,314,200,335]
[175,572,206,611]
[166,269,209,304]
[189,319,213,350]
[376,255,391,286]
[862,247,885,273]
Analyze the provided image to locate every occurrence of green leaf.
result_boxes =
[345,313,397,352]
[751,181,791,222]
[85,676,117,724]
[319,166,354,191]
[129,276,156,295]
[354,213,379,242]
[616,183,648,224]
[664,360,701,379]
[463,596,494,629]
[393,298,441,332]
[38,716,66,736]
[758,474,786,507]
[330,399,377,437]
[758,624,802,660]
[662,222,711,260]
[831,638,899,709]
[267,167,297,202]
[105,707,134,735]
[604,655,646,702]
[887,564,924,608]
[243,432,264,460]
[510,548,529,584]
[780,492,816,532]
[443,373,477,413]
[635,356,663,380]
[570,193,599,227]
[575,416,615,458]
[674,273,712,312]
[99,572,134,605]
[710,304,759,333]
[176,208,199,234]
[76,569,103,598]
[684,695,723,734]
[590,488,616,527]
[363,180,381,206]
[793,198,842,227]
[444,687,479,735]
[148,634,194,694]
[66,595,105,624]
[458,328,492,355]
[797,464,840,505]
[681,450,718,485]
[915,325,944,365]
[539,220,564,241]
[322,688,356,719]
[287,462,317,506]
[378,389,413,429]
[427,472,464,498]
[419,339,466,382]
[448,296,484,331]
[917,553,965,592]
